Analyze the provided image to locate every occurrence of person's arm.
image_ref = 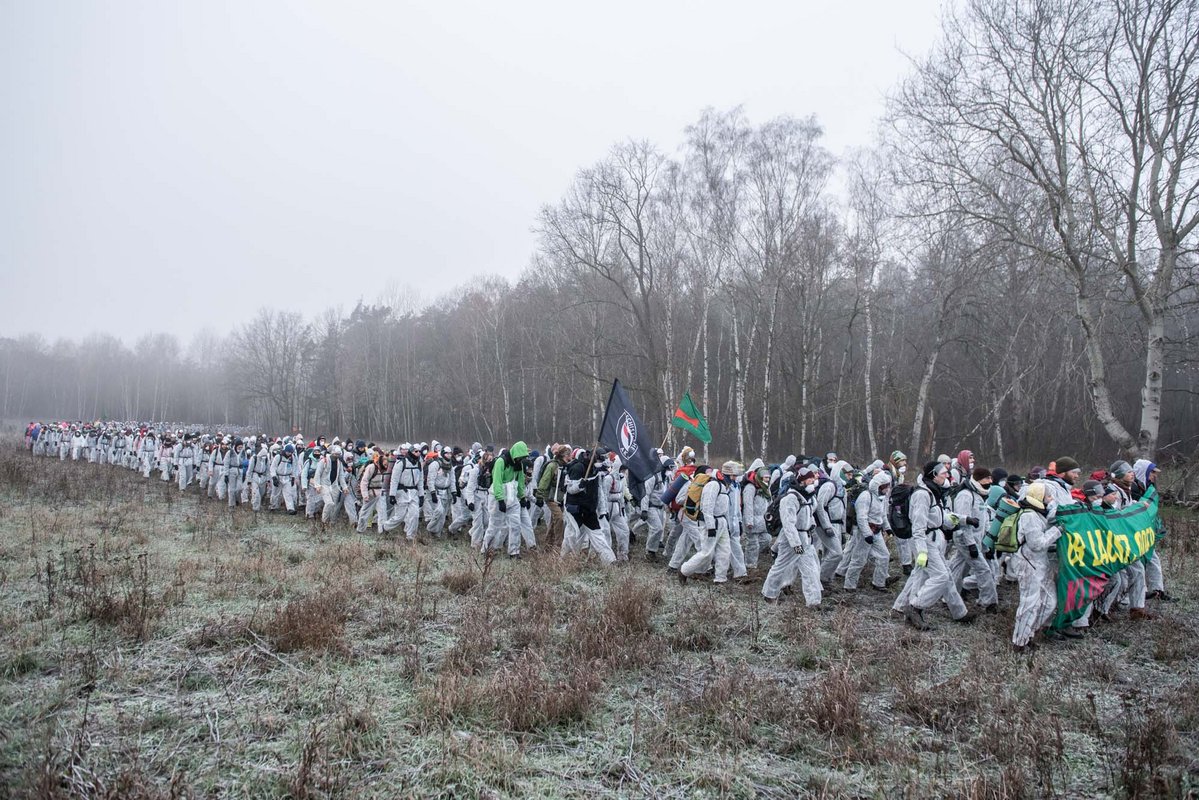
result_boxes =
[700,479,719,531]
[781,494,802,550]
[910,489,931,557]
[814,481,834,532]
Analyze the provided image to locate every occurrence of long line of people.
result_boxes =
[24,421,1176,652]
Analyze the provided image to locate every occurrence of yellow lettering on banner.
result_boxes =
[1134,527,1155,554]
[1113,534,1131,563]
[1066,531,1086,568]
[1092,529,1114,567]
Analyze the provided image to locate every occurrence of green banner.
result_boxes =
[670,391,712,443]
[1053,486,1159,627]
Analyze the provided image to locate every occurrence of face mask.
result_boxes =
[803,483,816,494]
[898,466,907,475]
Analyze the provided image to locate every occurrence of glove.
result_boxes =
[272,478,279,488]
[536,498,544,508]
[468,502,476,513]
[418,495,425,508]
[966,516,979,527]
[498,500,507,513]
[864,535,875,544]
[430,494,438,505]
[824,527,835,538]
[793,544,805,555]
[641,510,649,522]
[915,552,928,568]
[707,526,717,537]
[520,498,529,509]
[968,544,980,560]
[388,495,397,507]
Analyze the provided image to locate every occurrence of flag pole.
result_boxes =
[586,379,618,479]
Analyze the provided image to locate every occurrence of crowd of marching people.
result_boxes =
[23,421,1176,653]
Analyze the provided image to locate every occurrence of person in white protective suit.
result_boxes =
[894,461,975,630]
[947,466,999,612]
[843,470,894,592]
[425,446,455,535]
[1010,482,1063,652]
[386,444,425,540]
[223,439,245,508]
[271,443,300,514]
[761,465,823,607]
[640,455,673,561]
[678,461,743,585]
[740,459,772,570]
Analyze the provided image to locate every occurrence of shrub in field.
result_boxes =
[439,566,479,595]
[260,590,350,655]
[565,576,663,670]
[488,650,601,732]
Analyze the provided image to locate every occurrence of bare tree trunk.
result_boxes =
[909,342,941,461]
[863,286,878,457]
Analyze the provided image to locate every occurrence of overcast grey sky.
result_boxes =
[1,0,944,344]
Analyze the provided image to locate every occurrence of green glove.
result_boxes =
[915,552,929,568]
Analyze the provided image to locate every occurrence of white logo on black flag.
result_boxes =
[598,379,657,483]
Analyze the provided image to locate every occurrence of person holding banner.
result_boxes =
[1011,482,1063,652]
[1101,461,1153,620]
[1133,459,1174,601]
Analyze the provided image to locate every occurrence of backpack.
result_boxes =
[994,508,1024,554]
[988,497,1022,553]
[843,481,869,527]
[764,487,804,536]
[682,473,713,521]
[888,484,915,540]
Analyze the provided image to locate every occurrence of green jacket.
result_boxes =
[492,440,529,501]
[536,459,561,501]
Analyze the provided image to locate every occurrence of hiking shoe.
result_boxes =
[763,596,780,605]
[954,612,978,625]
[677,571,688,586]
[1044,629,1068,642]
[1061,627,1086,639]
[1012,642,1037,654]
[904,604,931,631]
[1130,607,1157,621]
[981,603,999,614]
[1149,590,1178,603]
[646,551,658,563]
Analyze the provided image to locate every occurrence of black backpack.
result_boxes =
[764,487,801,536]
[888,484,915,539]
[843,481,869,527]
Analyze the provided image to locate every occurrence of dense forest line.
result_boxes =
[3,0,1197,465]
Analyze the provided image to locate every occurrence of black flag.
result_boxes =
[598,379,657,484]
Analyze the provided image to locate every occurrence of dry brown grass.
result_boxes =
[258,589,351,655]
[4,443,1199,798]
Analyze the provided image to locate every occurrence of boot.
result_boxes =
[904,604,931,631]
[981,603,999,614]
[1130,607,1156,621]
[953,612,978,625]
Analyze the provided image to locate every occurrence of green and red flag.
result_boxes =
[671,391,711,443]
[1053,485,1159,628]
